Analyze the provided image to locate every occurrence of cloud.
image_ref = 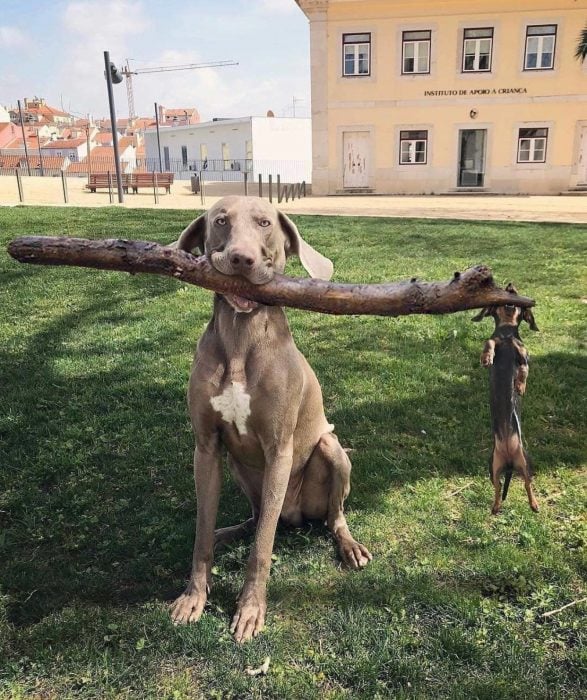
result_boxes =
[55,1,150,116]
[63,0,148,35]
[0,26,28,48]
[255,0,299,14]
[131,48,309,121]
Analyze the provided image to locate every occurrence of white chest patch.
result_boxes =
[210,382,251,436]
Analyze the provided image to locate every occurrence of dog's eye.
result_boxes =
[215,216,227,226]
[259,219,271,228]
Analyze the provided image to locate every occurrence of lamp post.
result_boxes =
[154,102,163,173]
[17,100,31,176]
[103,50,124,203]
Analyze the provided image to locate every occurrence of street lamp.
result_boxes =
[103,51,124,203]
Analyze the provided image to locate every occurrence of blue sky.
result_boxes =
[0,0,311,121]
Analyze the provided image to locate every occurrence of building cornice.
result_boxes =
[296,0,329,17]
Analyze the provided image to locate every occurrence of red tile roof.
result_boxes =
[2,136,47,150]
[95,132,113,145]
[42,138,86,149]
[0,155,23,169]
[117,136,135,151]
[67,158,129,174]
[164,108,198,116]
[0,154,66,170]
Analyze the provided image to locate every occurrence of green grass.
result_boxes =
[0,206,585,699]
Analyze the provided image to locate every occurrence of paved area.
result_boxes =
[1,175,587,223]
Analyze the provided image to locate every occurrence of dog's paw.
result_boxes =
[230,590,266,643]
[481,352,494,367]
[515,380,527,395]
[340,539,373,570]
[170,588,207,625]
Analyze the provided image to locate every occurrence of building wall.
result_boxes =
[144,117,312,182]
[144,119,253,170]
[40,142,88,162]
[298,0,587,194]
[251,117,312,182]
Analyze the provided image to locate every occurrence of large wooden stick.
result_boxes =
[7,236,535,316]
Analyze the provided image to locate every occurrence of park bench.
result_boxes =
[85,172,174,194]
[85,173,132,193]
[128,172,174,194]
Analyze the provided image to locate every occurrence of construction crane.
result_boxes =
[121,59,239,120]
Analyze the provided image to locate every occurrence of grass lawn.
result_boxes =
[0,206,585,699]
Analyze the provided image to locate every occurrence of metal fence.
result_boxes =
[1,165,308,207]
[0,156,312,184]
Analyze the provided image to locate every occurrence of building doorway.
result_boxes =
[578,126,587,184]
[458,129,486,187]
[343,131,370,188]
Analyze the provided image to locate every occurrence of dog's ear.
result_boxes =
[505,282,518,295]
[471,306,495,322]
[278,211,334,280]
[522,308,539,331]
[168,212,207,254]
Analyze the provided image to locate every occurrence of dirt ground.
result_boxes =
[1,175,587,223]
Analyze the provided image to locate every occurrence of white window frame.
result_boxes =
[517,128,548,163]
[343,33,371,76]
[402,31,431,74]
[462,28,493,72]
[524,25,556,70]
[399,130,428,165]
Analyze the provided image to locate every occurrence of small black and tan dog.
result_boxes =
[472,284,539,514]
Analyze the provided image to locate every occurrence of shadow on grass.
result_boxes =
[1,269,584,628]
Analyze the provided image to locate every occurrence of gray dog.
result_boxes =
[169,196,371,642]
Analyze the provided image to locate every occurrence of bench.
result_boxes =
[85,172,174,194]
[128,172,174,194]
[85,173,131,193]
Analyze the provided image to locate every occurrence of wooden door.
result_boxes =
[343,131,370,188]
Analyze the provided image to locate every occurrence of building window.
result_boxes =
[400,130,428,164]
[462,28,493,72]
[402,30,431,74]
[517,128,548,163]
[69,152,77,162]
[181,146,188,166]
[524,25,556,70]
[222,142,230,170]
[343,33,371,76]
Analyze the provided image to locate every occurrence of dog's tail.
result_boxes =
[502,464,514,501]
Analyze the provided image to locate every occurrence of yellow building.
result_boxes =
[296,0,587,194]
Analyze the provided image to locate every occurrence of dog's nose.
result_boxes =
[229,250,255,269]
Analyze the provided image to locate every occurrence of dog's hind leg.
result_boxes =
[491,446,507,515]
[515,450,539,513]
[302,433,372,570]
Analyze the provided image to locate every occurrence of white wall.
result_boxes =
[0,106,10,123]
[144,118,253,176]
[251,117,312,182]
[144,117,312,182]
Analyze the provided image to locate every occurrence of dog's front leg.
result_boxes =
[230,441,293,643]
[481,338,496,366]
[171,438,222,625]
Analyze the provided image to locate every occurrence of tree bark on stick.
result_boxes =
[7,236,535,317]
